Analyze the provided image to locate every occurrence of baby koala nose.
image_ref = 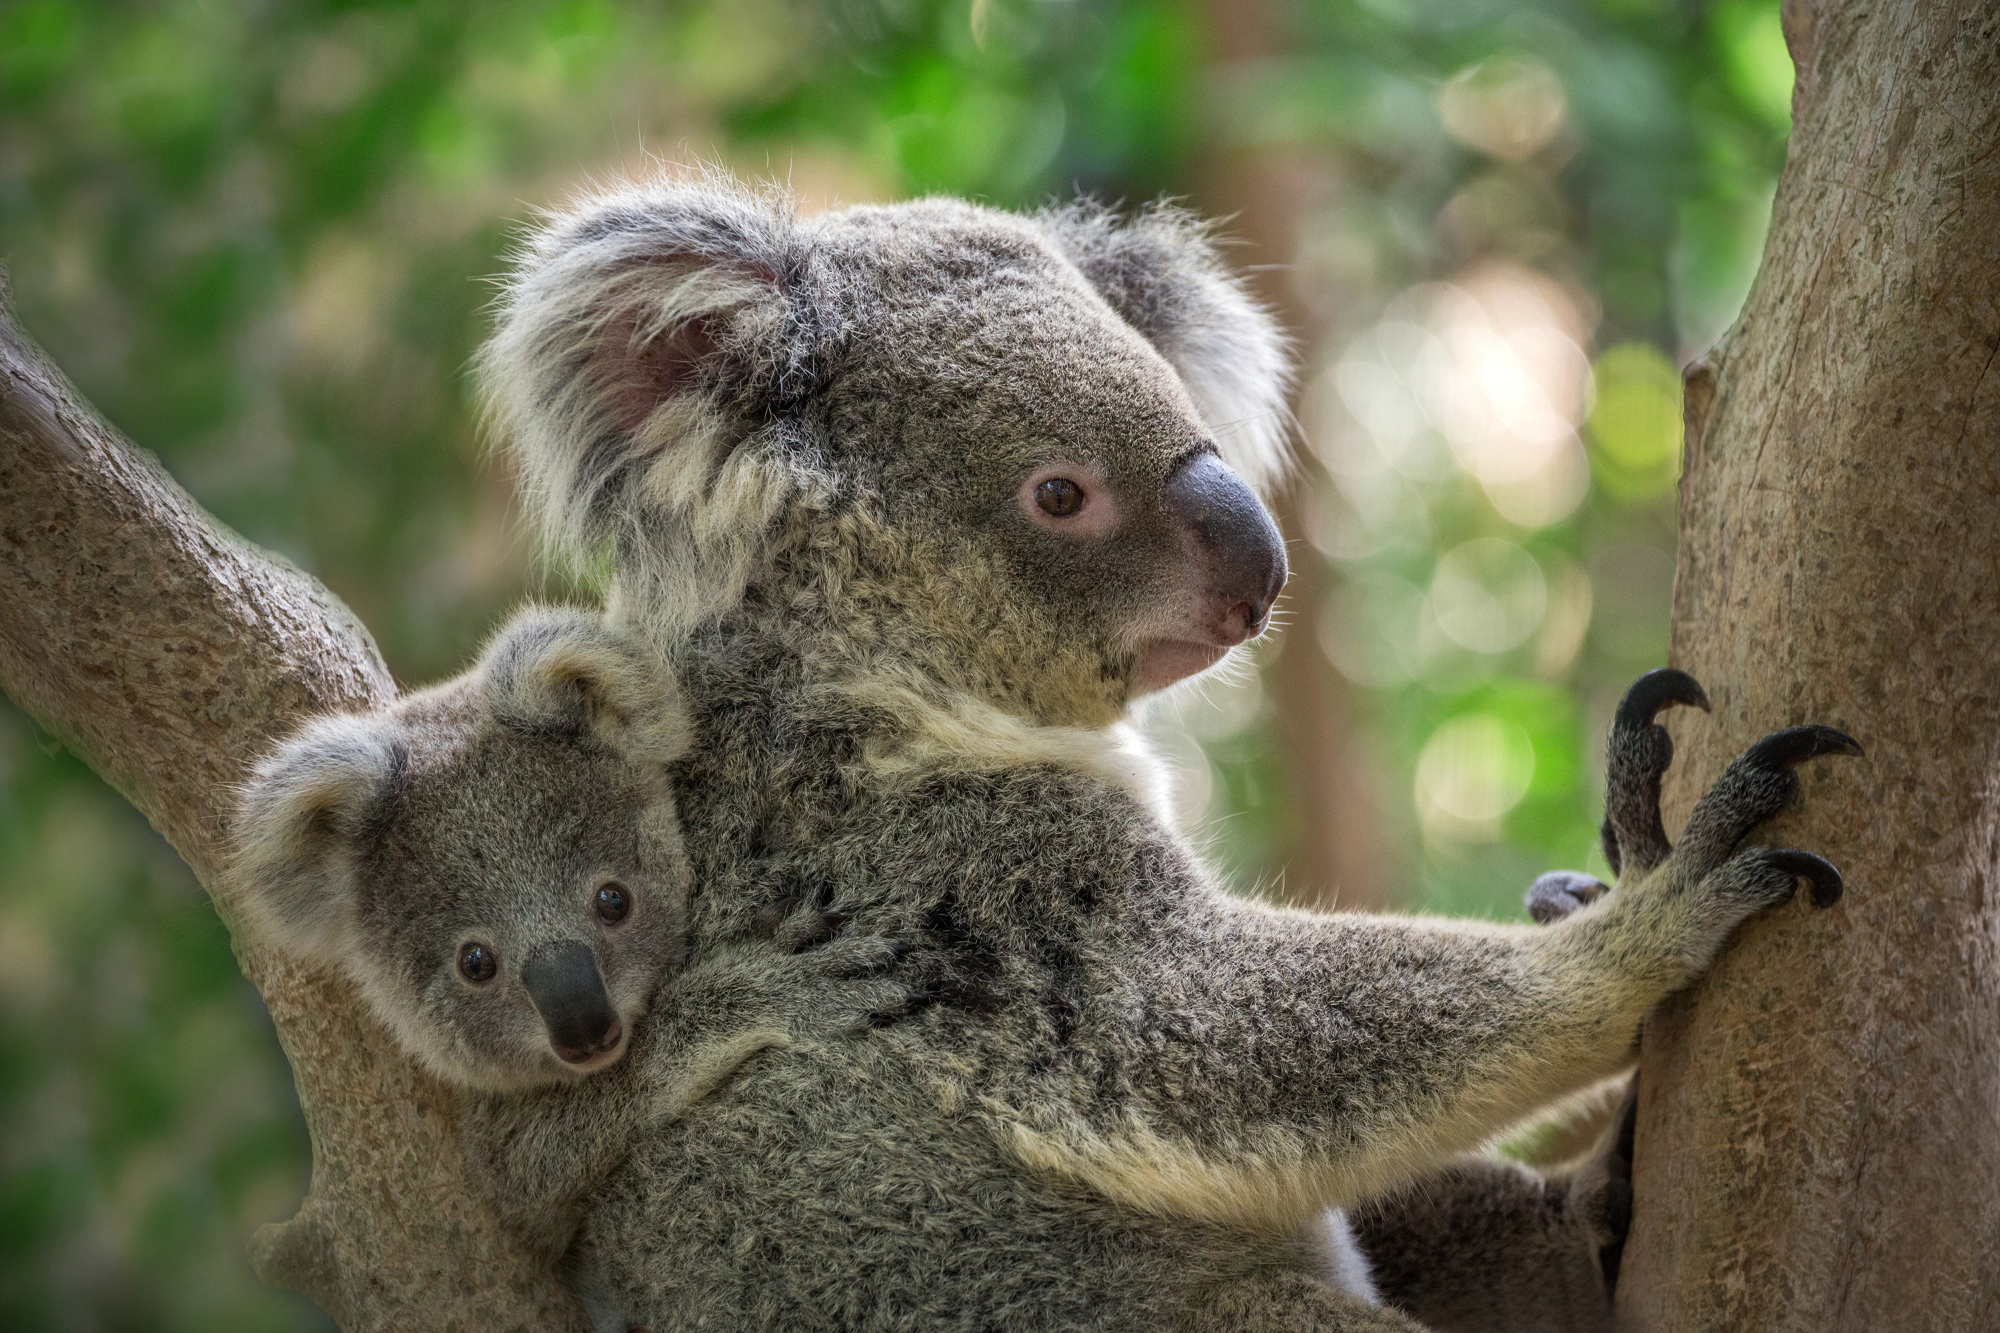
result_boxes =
[520,939,621,1064]
[1163,451,1288,645]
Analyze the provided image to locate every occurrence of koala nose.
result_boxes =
[520,940,622,1064]
[1163,451,1288,643]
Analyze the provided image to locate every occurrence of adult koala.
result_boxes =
[481,174,1858,1331]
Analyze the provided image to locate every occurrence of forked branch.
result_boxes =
[0,278,587,1332]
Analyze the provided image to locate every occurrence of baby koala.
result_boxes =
[231,604,694,1091]
[229,604,908,1260]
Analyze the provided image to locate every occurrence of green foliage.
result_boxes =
[0,1,1791,1325]
[1587,342,1682,499]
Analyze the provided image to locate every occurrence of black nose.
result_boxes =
[519,940,620,1063]
[1162,451,1288,642]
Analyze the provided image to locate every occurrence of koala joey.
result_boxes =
[230,604,912,1262]
[481,175,1862,1331]
[230,604,694,1093]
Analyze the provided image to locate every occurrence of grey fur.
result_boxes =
[230,605,694,1093]
[478,175,1856,1331]
[232,603,917,1267]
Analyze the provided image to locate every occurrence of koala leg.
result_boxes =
[1181,1270,1428,1332]
[1346,1086,1636,1333]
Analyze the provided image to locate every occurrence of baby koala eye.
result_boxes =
[595,882,631,925]
[1035,478,1085,518]
[458,941,498,984]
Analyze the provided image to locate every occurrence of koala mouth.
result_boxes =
[1132,639,1234,694]
[551,1018,627,1071]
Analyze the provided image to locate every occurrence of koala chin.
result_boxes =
[229,606,693,1093]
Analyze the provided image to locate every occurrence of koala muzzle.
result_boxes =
[520,940,623,1064]
[1164,451,1288,644]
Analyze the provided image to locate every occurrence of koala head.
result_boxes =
[229,607,691,1092]
[480,173,1292,729]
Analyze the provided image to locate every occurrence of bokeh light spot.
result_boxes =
[1587,342,1683,499]
[1430,538,1547,654]
[1415,713,1537,840]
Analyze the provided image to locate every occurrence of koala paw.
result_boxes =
[1566,1074,1638,1297]
[1600,671,1859,919]
[1526,870,1611,924]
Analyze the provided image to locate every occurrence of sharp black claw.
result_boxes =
[1615,668,1710,731]
[1745,725,1865,770]
[1766,849,1844,907]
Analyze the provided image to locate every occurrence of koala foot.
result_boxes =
[1565,1075,1637,1297]
[1601,668,1709,878]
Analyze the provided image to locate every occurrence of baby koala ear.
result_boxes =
[230,714,401,958]
[1039,199,1295,499]
[480,605,690,763]
[479,170,804,583]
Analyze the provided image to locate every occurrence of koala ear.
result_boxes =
[230,715,402,958]
[480,605,690,763]
[1040,200,1295,498]
[479,171,811,636]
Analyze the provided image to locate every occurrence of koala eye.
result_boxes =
[595,882,631,925]
[1034,478,1085,518]
[458,941,498,984]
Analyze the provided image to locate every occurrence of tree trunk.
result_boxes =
[1619,2,2000,1328]
[0,282,587,1332]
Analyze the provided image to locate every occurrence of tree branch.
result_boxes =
[0,277,588,1332]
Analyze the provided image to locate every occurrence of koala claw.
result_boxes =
[1743,724,1864,769]
[1602,669,1710,879]
[1764,849,1846,909]
[1526,871,1611,924]
[1614,668,1710,732]
[1676,726,1863,875]
[1715,847,1846,912]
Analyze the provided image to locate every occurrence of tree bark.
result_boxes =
[0,280,587,1332]
[1619,2,2000,1328]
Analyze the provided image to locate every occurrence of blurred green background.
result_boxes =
[0,1,1790,1328]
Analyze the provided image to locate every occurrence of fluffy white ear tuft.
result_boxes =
[481,605,690,762]
[230,715,401,958]
[1039,200,1296,499]
[478,169,807,638]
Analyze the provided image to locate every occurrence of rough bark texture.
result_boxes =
[0,283,588,1332]
[1619,2,2000,1328]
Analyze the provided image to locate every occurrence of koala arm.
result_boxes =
[1007,675,1854,1229]
[464,928,910,1266]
